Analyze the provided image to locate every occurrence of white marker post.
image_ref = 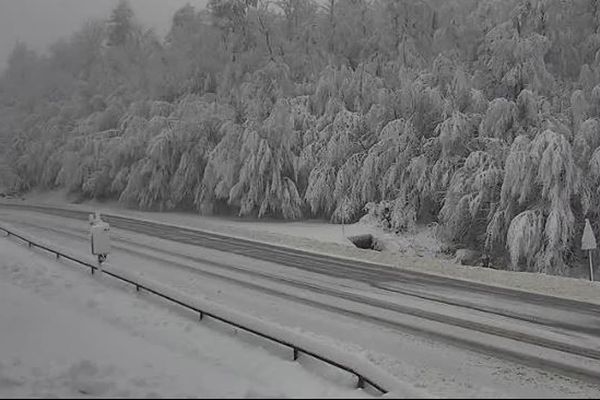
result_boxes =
[581,218,596,282]
[90,212,110,276]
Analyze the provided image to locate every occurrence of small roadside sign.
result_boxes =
[582,219,596,281]
[582,219,596,250]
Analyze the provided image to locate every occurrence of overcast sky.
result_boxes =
[0,0,208,71]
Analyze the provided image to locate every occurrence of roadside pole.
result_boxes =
[341,197,348,239]
[342,207,345,238]
[590,251,594,282]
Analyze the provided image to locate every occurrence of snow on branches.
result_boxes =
[228,99,303,218]
[490,129,579,274]
[439,151,503,246]
[11,0,600,277]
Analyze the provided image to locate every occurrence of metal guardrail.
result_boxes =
[0,225,388,396]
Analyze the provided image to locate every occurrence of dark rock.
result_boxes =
[454,249,482,266]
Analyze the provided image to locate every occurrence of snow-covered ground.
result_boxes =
[3,209,600,398]
[8,189,600,305]
[0,238,368,398]
[16,189,442,255]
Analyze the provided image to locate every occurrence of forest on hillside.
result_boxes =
[1,0,600,275]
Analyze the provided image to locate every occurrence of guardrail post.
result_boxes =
[91,267,95,275]
[293,348,299,361]
[56,253,60,259]
[199,311,203,321]
[136,285,140,292]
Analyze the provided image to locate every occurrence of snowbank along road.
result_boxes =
[2,202,600,397]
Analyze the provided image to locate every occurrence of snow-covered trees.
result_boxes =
[117,96,234,210]
[305,108,367,218]
[227,99,303,218]
[7,0,600,276]
[439,151,503,247]
[479,98,518,141]
[487,129,579,274]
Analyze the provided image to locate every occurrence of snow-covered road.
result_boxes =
[2,207,600,397]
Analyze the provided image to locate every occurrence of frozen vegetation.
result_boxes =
[2,0,600,276]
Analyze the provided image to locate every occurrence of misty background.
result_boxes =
[0,0,207,70]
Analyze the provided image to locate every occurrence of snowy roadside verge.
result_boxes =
[0,223,427,398]
[3,197,600,307]
[0,237,369,398]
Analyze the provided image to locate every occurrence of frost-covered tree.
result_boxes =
[227,99,303,218]
[439,150,503,247]
[305,108,367,218]
[488,129,579,274]
[107,0,135,47]
[119,96,234,210]
[198,122,244,213]
[7,0,600,276]
[479,97,518,141]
